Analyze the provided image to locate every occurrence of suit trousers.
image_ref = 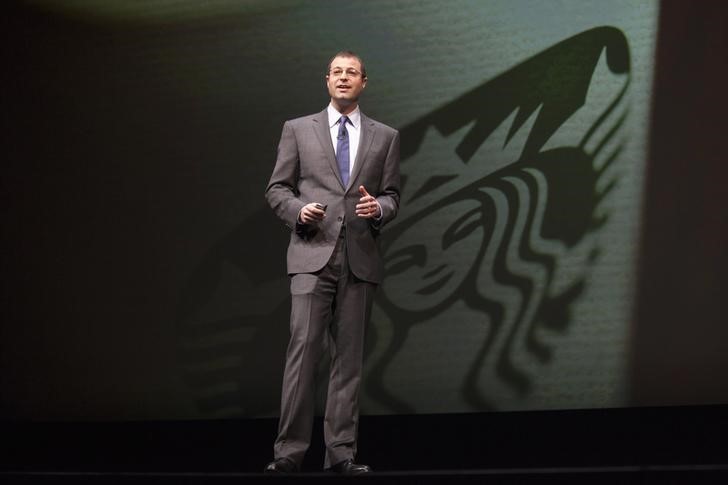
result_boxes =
[273,227,376,469]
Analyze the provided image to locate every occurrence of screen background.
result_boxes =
[3,0,724,421]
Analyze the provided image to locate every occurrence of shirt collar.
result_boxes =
[328,103,361,129]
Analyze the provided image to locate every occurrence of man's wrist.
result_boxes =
[374,200,383,220]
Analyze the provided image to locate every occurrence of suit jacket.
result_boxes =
[265,108,400,284]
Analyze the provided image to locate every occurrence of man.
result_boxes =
[264,51,400,474]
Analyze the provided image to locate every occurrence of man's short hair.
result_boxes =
[327,50,367,79]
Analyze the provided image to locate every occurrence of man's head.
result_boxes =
[326,50,367,113]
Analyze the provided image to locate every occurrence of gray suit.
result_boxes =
[265,108,400,468]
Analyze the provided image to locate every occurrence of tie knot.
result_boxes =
[338,116,349,137]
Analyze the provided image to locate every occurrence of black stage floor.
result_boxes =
[4,467,728,484]
[3,406,728,484]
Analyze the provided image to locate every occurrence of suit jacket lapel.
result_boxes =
[349,113,375,191]
[312,109,346,189]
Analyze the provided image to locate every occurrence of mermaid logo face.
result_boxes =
[383,197,486,313]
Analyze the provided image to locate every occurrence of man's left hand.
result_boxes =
[355,185,381,219]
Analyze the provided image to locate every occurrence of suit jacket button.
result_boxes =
[337,216,342,221]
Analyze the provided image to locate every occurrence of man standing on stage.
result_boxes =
[264,51,400,474]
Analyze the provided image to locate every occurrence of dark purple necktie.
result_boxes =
[336,116,350,186]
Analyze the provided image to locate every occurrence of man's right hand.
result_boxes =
[298,203,326,224]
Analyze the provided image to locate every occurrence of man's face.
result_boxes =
[326,55,367,108]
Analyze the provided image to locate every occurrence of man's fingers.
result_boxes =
[358,185,370,198]
[355,199,380,219]
[307,202,325,215]
[301,203,325,223]
[355,201,375,211]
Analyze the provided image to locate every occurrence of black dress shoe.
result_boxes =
[329,459,372,475]
[264,457,298,473]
